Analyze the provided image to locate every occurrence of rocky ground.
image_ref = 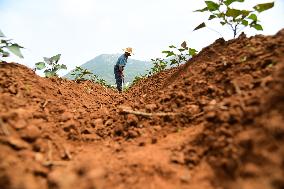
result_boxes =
[0,29,283,189]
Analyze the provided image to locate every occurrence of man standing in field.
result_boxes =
[114,47,133,92]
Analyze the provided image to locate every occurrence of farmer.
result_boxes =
[114,47,133,92]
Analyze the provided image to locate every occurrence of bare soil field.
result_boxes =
[0,30,284,189]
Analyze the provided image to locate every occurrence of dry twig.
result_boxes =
[121,109,182,117]
[232,80,242,95]
[42,100,49,108]
[0,118,10,136]
[63,145,72,160]
[43,161,68,167]
[47,140,53,162]
[190,112,204,119]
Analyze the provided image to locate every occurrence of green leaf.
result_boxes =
[168,45,176,48]
[0,48,9,57]
[193,22,206,31]
[241,10,251,18]
[0,30,5,37]
[194,7,209,12]
[220,21,226,25]
[44,57,52,65]
[205,1,220,11]
[253,2,274,13]
[45,72,55,78]
[13,43,24,49]
[52,66,60,72]
[226,8,242,18]
[44,70,57,77]
[82,70,92,75]
[248,14,257,21]
[1,51,10,57]
[224,0,244,6]
[170,59,178,65]
[60,64,67,69]
[189,48,197,56]
[51,54,61,63]
[162,50,175,57]
[75,66,83,71]
[35,62,46,70]
[217,12,225,18]
[242,20,249,26]
[209,15,216,20]
[181,41,188,49]
[7,44,24,58]
[252,24,263,31]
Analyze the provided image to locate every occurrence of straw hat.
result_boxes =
[123,47,134,55]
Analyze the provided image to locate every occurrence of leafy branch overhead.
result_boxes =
[0,29,24,60]
[194,0,274,38]
[35,54,67,77]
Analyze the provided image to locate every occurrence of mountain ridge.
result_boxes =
[65,53,152,85]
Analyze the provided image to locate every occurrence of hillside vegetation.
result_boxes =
[64,54,152,85]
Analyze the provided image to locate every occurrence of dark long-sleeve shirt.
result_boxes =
[115,54,128,68]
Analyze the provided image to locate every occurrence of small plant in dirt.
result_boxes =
[122,82,131,92]
[130,41,197,87]
[162,41,197,67]
[133,75,146,84]
[70,66,113,88]
[70,66,94,81]
[148,58,168,75]
[35,54,67,77]
[129,74,147,88]
[130,57,168,86]
[194,0,274,38]
[96,78,113,88]
[0,29,24,61]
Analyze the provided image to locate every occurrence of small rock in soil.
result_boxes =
[240,163,261,178]
[126,114,138,126]
[127,130,139,138]
[0,136,31,150]
[59,112,74,122]
[105,119,113,126]
[151,137,158,144]
[114,125,124,136]
[20,125,41,142]
[185,104,200,115]
[87,168,106,179]
[91,118,104,129]
[145,103,157,112]
[63,120,78,132]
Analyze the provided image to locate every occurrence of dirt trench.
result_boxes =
[0,30,284,189]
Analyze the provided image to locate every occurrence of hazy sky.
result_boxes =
[1,0,284,75]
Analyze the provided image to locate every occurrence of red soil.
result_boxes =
[0,30,284,189]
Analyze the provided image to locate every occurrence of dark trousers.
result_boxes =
[114,65,123,92]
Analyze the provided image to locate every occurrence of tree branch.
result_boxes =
[121,109,204,120]
[121,109,181,117]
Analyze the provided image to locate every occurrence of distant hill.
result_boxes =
[65,54,152,85]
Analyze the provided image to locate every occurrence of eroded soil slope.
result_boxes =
[0,30,284,189]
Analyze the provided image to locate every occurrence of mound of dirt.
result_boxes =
[0,29,283,189]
